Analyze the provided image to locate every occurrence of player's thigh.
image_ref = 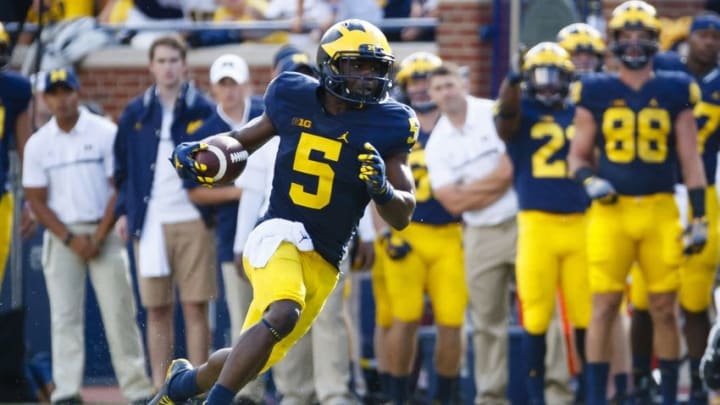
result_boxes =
[587,202,635,293]
[426,226,466,327]
[259,249,339,373]
[558,215,591,329]
[516,211,561,334]
[629,263,649,310]
[0,192,12,276]
[637,197,682,294]
[384,245,426,323]
[679,190,719,312]
[371,239,393,328]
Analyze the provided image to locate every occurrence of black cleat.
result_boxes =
[148,359,194,405]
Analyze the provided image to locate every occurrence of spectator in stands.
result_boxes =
[425,62,518,405]
[22,67,154,405]
[113,35,217,390]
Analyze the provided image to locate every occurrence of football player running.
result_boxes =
[495,42,590,405]
[148,19,419,405]
[568,1,708,404]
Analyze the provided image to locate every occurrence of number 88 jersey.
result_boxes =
[573,71,700,196]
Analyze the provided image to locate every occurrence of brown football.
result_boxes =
[194,134,248,185]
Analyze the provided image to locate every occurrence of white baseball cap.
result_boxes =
[210,54,249,84]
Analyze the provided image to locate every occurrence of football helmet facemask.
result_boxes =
[395,51,442,113]
[608,0,661,70]
[522,42,575,107]
[557,23,606,74]
[317,19,394,105]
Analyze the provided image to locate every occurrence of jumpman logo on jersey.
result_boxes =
[336,131,350,143]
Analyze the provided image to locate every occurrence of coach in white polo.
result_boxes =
[22,68,153,404]
[424,62,518,405]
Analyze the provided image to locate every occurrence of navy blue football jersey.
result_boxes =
[655,51,720,186]
[263,72,418,267]
[0,71,32,196]
[506,98,589,213]
[409,129,460,224]
[573,71,699,195]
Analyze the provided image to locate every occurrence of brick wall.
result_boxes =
[77,66,273,119]
[74,0,708,118]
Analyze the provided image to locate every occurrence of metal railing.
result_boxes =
[3,17,437,33]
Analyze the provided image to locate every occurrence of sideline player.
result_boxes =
[568,1,708,403]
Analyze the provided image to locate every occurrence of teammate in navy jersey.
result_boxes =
[0,22,34,289]
[568,2,708,403]
[628,13,720,404]
[496,42,590,405]
[380,52,465,405]
[148,19,418,405]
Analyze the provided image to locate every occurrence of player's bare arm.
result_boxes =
[676,107,709,254]
[568,106,597,173]
[494,76,523,141]
[373,151,416,230]
[433,153,513,216]
[676,108,707,190]
[229,113,277,153]
[569,105,617,203]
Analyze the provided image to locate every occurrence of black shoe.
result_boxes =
[148,358,194,405]
[52,395,83,405]
[232,397,259,405]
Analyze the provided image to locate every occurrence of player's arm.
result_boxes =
[433,153,513,216]
[569,106,617,204]
[173,113,276,182]
[676,108,707,190]
[676,107,709,254]
[494,74,523,141]
[230,113,277,153]
[370,150,416,230]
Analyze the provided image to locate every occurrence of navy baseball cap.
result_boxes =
[691,14,720,33]
[43,68,80,92]
[273,45,315,74]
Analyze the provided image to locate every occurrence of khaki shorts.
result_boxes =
[135,219,217,307]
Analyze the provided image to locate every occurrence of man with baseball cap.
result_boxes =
[23,67,154,404]
[189,54,265,403]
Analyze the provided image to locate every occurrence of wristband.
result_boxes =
[574,166,595,185]
[62,232,74,246]
[372,183,395,205]
[688,187,706,218]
